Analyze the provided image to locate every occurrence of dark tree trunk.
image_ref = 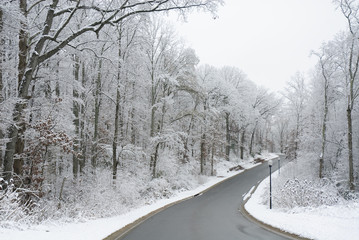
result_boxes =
[225,112,230,161]
[347,107,354,190]
[150,143,160,178]
[113,86,120,182]
[72,55,80,178]
[249,123,257,157]
[347,38,357,191]
[79,62,86,172]
[92,58,102,170]
[113,25,124,183]
[0,7,4,170]
[200,131,206,174]
[13,0,28,178]
[18,0,27,88]
[294,114,300,160]
[319,72,329,179]
[240,129,245,160]
[200,100,207,174]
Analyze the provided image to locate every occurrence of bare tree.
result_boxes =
[282,73,308,160]
[337,0,359,190]
[249,88,280,156]
[312,44,338,179]
[112,18,140,182]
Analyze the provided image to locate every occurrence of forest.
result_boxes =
[0,0,358,227]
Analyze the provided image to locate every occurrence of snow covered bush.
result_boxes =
[0,180,41,228]
[156,148,198,191]
[271,178,341,209]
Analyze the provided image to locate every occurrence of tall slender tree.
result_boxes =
[337,0,359,190]
[0,7,4,169]
[282,73,308,160]
[312,44,337,179]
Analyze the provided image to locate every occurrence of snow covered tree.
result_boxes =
[1,0,223,183]
[312,42,340,179]
[337,0,359,190]
[282,72,309,160]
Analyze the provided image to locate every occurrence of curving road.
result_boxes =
[117,158,288,240]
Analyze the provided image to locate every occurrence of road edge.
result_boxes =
[103,166,253,240]
[240,180,312,240]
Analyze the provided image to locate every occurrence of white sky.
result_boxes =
[169,0,348,92]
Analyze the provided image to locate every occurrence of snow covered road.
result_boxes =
[112,160,288,240]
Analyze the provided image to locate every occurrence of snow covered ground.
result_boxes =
[0,153,277,240]
[245,169,359,240]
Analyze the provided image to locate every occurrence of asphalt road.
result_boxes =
[118,158,288,240]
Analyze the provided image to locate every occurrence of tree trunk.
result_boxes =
[3,125,17,180]
[0,7,3,101]
[130,82,136,145]
[79,62,86,172]
[150,94,157,138]
[149,70,158,177]
[339,0,359,191]
[150,143,160,178]
[225,112,230,161]
[319,74,329,179]
[347,37,357,190]
[0,7,4,170]
[112,87,120,182]
[200,99,207,174]
[294,114,300,160]
[249,123,257,157]
[200,131,206,174]
[240,129,245,160]
[13,0,28,178]
[113,24,125,183]
[72,55,80,178]
[18,0,27,89]
[347,106,354,190]
[91,58,102,170]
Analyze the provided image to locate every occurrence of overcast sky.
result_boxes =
[168,0,348,92]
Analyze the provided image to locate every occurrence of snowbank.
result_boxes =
[0,154,275,240]
[245,172,359,240]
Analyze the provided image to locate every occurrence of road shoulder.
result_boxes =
[240,180,311,240]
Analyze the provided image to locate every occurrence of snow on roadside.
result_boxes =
[245,172,359,240]
[243,185,255,202]
[0,153,276,240]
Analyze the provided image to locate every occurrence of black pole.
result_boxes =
[269,165,272,209]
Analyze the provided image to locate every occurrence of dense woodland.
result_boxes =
[0,0,358,225]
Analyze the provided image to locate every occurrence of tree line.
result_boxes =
[0,0,280,196]
[0,0,357,214]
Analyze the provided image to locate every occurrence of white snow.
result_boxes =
[245,171,359,240]
[243,185,255,202]
[0,153,277,240]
